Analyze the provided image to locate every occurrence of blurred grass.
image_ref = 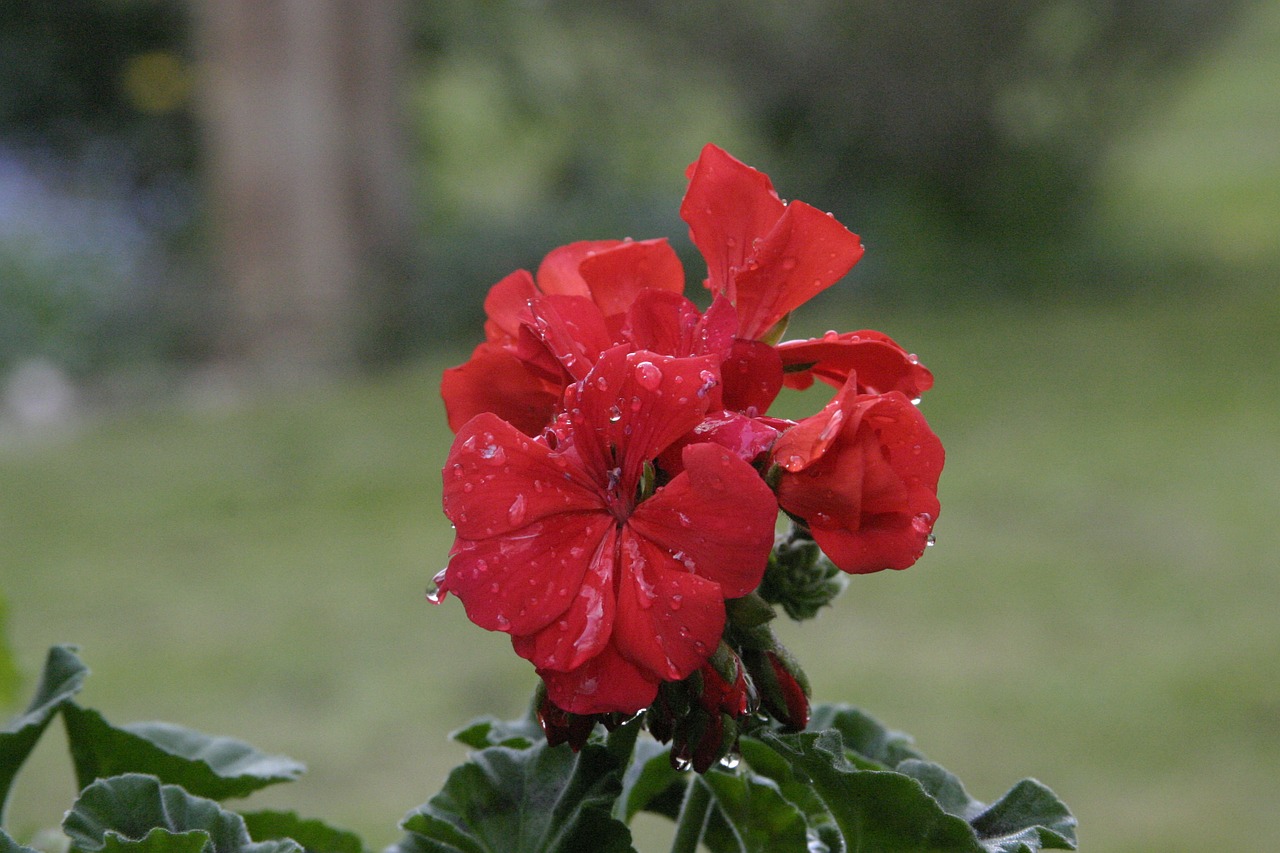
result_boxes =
[3,274,1278,850]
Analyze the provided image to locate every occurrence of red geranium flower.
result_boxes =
[680,144,866,341]
[439,347,779,714]
[772,378,944,573]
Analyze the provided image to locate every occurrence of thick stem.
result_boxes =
[669,774,712,853]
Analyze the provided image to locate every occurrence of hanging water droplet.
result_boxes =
[696,369,718,398]
[925,533,937,548]
[718,753,741,770]
[425,568,448,604]
[673,755,693,772]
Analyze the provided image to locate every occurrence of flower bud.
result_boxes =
[536,688,596,752]
[759,524,847,621]
[745,647,810,732]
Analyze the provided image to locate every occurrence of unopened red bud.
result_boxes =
[537,692,596,751]
[763,651,810,731]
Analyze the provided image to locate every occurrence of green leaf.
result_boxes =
[99,828,212,853]
[806,703,923,769]
[737,738,840,853]
[448,714,543,751]
[240,811,366,853]
[1,645,89,820]
[1,827,40,853]
[392,741,635,853]
[61,705,304,800]
[615,738,682,823]
[698,770,810,853]
[969,780,1077,852]
[63,774,300,853]
[758,731,984,852]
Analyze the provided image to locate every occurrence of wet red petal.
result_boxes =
[443,412,600,540]
[730,201,864,340]
[538,641,660,715]
[611,528,727,681]
[778,330,934,397]
[445,511,611,635]
[568,348,717,496]
[623,290,705,356]
[512,525,618,671]
[629,442,777,598]
[524,295,612,381]
[680,144,785,298]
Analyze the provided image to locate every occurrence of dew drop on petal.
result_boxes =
[781,257,797,271]
[495,615,511,630]
[634,360,664,391]
[822,329,839,341]
[608,405,623,422]
[670,594,683,610]
[507,494,527,526]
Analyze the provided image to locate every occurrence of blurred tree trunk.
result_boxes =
[196,0,412,378]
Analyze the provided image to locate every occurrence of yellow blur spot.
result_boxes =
[122,50,193,114]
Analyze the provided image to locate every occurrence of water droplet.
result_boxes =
[818,408,845,441]
[781,257,797,271]
[718,753,741,770]
[425,568,448,604]
[594,376,609,391]
[634,360,663,391]
[925,533,937,548]
[495,615,510,630]
[489,582,500,593]
[670,594,683,610]
[507,494,527,526]
[911,512,934,537]
[462,482,474,492]
[607,405,623,422]
[822,329,839,341]
[696,369,718,398]
[480,444,506,465]
[673,755,693,772]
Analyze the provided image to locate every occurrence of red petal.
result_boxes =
[538,641,660,715]
[611,528,727,681]
[680,144,785,298]
[578,238,685,318]
[440,343,561,435]
[569,348,717,495]
[770,381,857,473]
[537,240,623,297]
[482,269,539,343]
[629,442,777,598]
[655,411,780,476]
[512,525,618,671]
[623,290,705,356]
[777,392,944,573]
[730,201,865,339]
[524,295,612,381]
[445,511,611,635]
[778,331,934,397]
[720,339,783,413]
[443,413,601,540]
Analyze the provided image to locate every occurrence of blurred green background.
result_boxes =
[3,1,1278,850]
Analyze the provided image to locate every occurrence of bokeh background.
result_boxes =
[3,1,1278,850]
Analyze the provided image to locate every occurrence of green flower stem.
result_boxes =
[669,774,712,853]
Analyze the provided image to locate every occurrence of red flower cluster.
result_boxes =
[435,144,943,722]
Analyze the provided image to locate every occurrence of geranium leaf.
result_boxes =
[63,774,300,853]
[98,828,212,853]
[62,705,304,800]
[392,741,635,853]
[240,811,366,853]
[1,645,88,820]
[1,827,40,853]
[896,759,983,820]
[737,738,840,853]
[616,738,682,822]
[757,731,984,852]
[968,779,1078,852]
[806,703,923,769]
[697,769,809,853]
[448,714,543,751]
